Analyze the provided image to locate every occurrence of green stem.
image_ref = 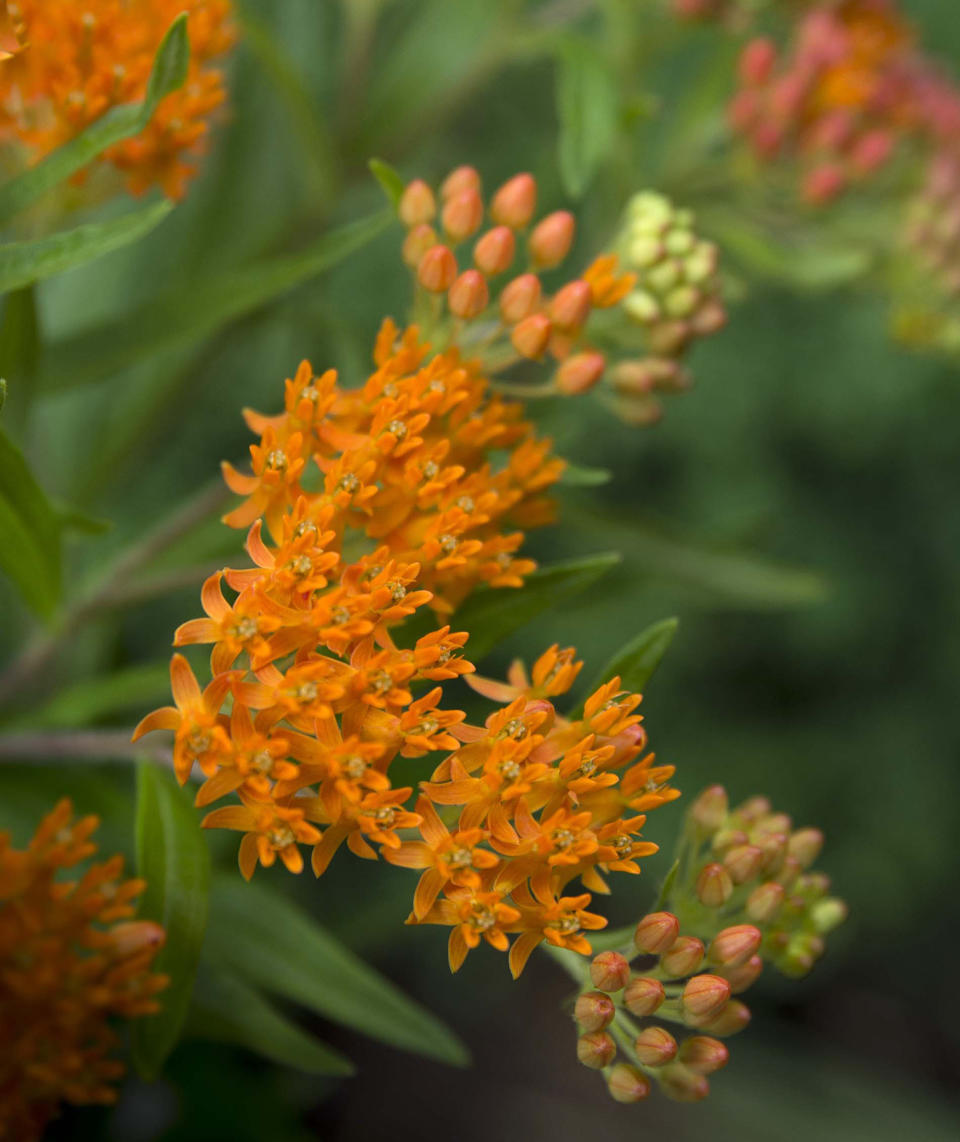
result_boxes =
[0,729,172,766]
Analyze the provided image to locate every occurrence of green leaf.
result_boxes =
[559,462,612,487]
[8,663,170,730]
[188,965,354,1076]
[0,423,61,616]
[0,377,5,412]
[53,502,111,535]
[555,38,619,199]
[579,617,678,702]
[205,876,470,1066]
[654,857,681,912]
[132,761,211,1080]
[41,209,393,391]
[368,158,406,210]
[0,15,190,224]
[0,201,173,293]
[0,286,39,429]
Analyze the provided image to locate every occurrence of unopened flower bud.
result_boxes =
[402,223,438,268]
[577,1029,616,1069]
[756,833,788,875]
[417,245,457,292]
[647,258,682,293]
[491,172,537,228]
[624,290,661,324]
[720,953,763,994]
[549,280,592,329]
[712,826,748,853]
[647,318,690,356]
[104,920,166,958]
[733,796,771,823]
[787,828,824,869]
[499,273,542,323]
[398,179,436,227]
[689,785,728,835]
[555,352,605,395]
[529,211,575,268]
[473,226,515,275]
[678,1035,729,1075]
[708,925,762,968]
[811,897,847,934]
[745,881,784,924]
[696,863,733,908]
[633,1025,677,1066]
[441,165,481,200]
[623,975,665,1016]
[658,1063,710,1103]
[590,950,631,992]
[851,129,893,175]
[661,936,705,978]
[574,990,616,1032]
[442,188,484,241]
[665,285,701,319]
[634,911,680,955]
[448,269,489,319]
[739,38,777,87]
[700,998,751,1037]
[615,394,663,427]
[804,164,846,205]
[606,1063,651,1103]
[723,844,764,884]
[511,313,551,358]
[682,973,731,1020]
[629,235,663,267]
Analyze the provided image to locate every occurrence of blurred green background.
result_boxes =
[2,1,959,1138]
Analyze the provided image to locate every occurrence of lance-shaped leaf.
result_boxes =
[555,37,619,199]
[0,14,190,224]
[205,876,470,1067]
[369,158,406,210]
[0,424,62,616]
[559,462,612,487]
[578,617,679,705]
[132,761,211,1080]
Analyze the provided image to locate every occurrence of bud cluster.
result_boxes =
[904,152,960,299]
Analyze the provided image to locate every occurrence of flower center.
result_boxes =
[553,828,576,850]
[266,449,287,472]
[469,904,496,932]
[499,759,522,781]
[556,913,581,935]
[456,496,475,512]
[268,825,294,848]
[186,729,211,755]
[369,671,393,694]
[294,520,317,538]
[331,606,350,625]
[422,460,439,480]
[232,616,259,641]
[294,681,318,702]
[251,750,274,775]
[337,473,360,494]
[374,807,397,828]
[387,580,407,603]
[439,534,458,554]
[387,419,407,440]
[344,755,368,780]
[447,847,473,870]
[288,554,313,578]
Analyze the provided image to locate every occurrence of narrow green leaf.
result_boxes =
[0,200,173,293]
[560,462,613,487]
[555,38,619,199]
[132,761,211,1080]
[0,286,39,429]
[41,209,393,391]
[8,663,170,730]
[53,502,112,535]
[369,158,406,209]
[206,876,470,1067]
[188,965,354,1076]
[0,423,61,615]
[579,617,679,703]
[0,15,190,224]
[0,377,5,412]
[654,857,681,912]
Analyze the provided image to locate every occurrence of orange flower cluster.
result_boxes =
[0,801,167,1142]
[0,1,233,198]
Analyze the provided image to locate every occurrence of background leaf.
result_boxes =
[0,423,61,615]
[555,37,619,199]
[369,158,406,209]
[578,616,678,702]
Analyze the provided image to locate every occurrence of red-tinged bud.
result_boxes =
[689,785,728,835]
[577,1030,616,1069]
[104,920,166,958]
[473,226,515,275]
[442,188,484,241]
[574,990,616,1032]
[700,998,751,1037]
[708,925,762,968]
[777,854,802,889]
[756,834,787,876]
[417,245,458,292]
[787,827,824,868]
[851,129,893,175]
[647,320,690,356]
[720,953,763,994]
[499,273,542,323]
[549,280,592,329]
[402,223,438,268]
[735,796,771,823]
[804,164,846,205]
[448,269,489,319]
[757,812,792,836]
[491,172,537,228]
[723,844,764,884]
[661,936,705,979]
[633,1025,677,1067]
[696,862,733,908]
[623,975,665,1016]
[634,911,680,955]
[615,394,663,428]
[398,179,436,227]
[746,881,784,924]
[658,1063,710,1103]
[729,88,760,132]
[739,38,777,87]
[607,1063,651,1103]
[555,352,605,396]
[682,974,731,1020]
[589,950,630,992]
[678,1035,729,1075]
[441,165,481,200]
[511,313,551,359]
[548,328,576,361]
[712,827,748,853]
[529,210,575,269]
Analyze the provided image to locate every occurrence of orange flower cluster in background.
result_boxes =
[0,802,167,1142]
[0,1,234,198]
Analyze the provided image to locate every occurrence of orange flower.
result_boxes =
[202,798,322,878]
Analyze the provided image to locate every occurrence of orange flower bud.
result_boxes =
[739,38,777,87]
[700,998,751,1037]
[441,165,481,200]
[417,245,458,292]
[529,210,575,268]
[787,827,824,868]
[719,953,763,994]
[659,1063,710,1103]
[723,843,764,884]
[473,225,516,275]
[804,164,846,205]
[689,784,728,834]
[511,313,551,359]
[682,974,731,1020]
[103,920,166,958]
[623,975,665,1016]
[708,925,762,968]
[690,298,727,336]
[448,270,489,319]
[606,1063,651,1103]
[574,990,616,1032]
[442,188,484,241]
[398,179,436,227]
[500,273,542,323]
[634,911,680,955]
[402,223,438,268]
[661,936,705,978]
[633,1025,677,1067]
[549,280,592,329]
[590,950,631,992]
[555,352,605,395]
[577,1030,616,1069]
[696,862,733,907]
[677,1035,729,1075]
[491,172,537,228]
